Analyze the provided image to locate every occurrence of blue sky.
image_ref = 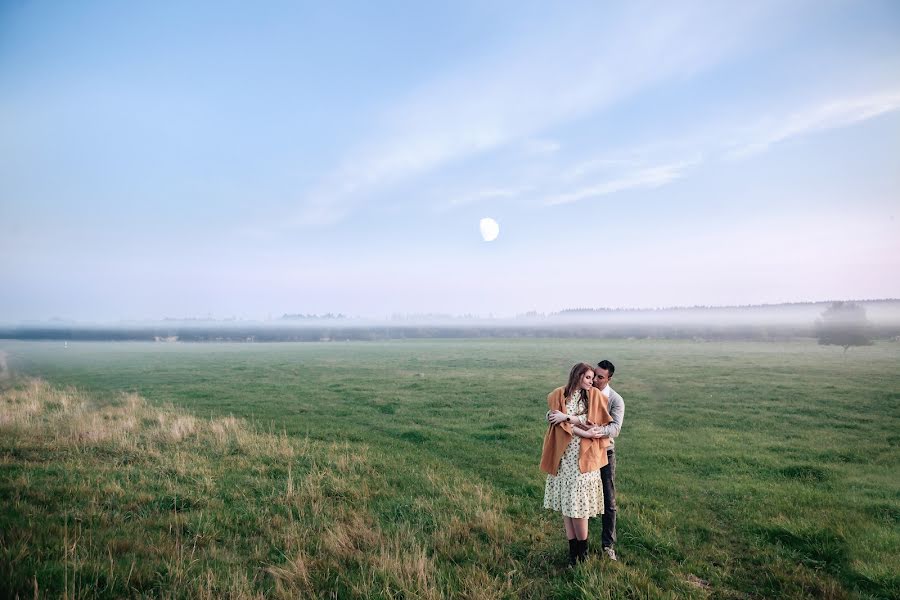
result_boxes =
[2,0,899,321]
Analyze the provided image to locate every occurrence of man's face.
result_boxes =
[593,368,611,389]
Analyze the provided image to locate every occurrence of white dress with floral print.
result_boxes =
[543,390,604,518]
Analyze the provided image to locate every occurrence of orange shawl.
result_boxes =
[539,386,613,475]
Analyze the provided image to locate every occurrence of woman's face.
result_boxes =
[579,369,594,391]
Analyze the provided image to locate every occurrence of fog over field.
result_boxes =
[3,300,899,343]
[7,299,900,326]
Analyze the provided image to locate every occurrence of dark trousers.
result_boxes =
[600,449,617,549]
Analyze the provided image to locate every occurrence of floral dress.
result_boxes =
[543,390,604,518]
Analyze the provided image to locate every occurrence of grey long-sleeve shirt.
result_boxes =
[592,385,624,450]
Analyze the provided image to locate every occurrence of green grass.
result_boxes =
[1,339,898,598]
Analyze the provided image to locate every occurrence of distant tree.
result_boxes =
[815,302,873,352]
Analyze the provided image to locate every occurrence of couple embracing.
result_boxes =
[540,360,624,566]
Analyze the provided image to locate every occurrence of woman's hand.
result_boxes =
[548,410,569,425]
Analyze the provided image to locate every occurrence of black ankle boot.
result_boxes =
[576,538,589,563]
[568,539,577,566]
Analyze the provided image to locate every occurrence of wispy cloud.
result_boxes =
[291,1,794,226]
[727,89,900,158]
[544,158,701,206]
[446,186,531,209]
[561,157,642,183]
[539,86,900,207]
[521,139,561,156]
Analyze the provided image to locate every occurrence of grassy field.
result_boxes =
[1,339,898,599]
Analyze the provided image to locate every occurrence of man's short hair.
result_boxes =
[596,359,615,377]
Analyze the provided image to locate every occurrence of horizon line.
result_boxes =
[4,297,899,326]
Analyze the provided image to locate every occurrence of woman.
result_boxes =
[540,362,613,565]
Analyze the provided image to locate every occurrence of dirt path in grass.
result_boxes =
[0,351,9,380]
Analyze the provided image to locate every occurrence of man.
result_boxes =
[547,359,624,561]
[588,360,624,561]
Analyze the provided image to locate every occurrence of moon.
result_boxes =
[479,217,500,242]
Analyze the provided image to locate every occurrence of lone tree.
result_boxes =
[815,301,873,352]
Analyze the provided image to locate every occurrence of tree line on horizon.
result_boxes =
[0,302,892,346]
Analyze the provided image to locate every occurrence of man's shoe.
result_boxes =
[602,546,617,561]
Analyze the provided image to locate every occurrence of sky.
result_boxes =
[2,0,899,321]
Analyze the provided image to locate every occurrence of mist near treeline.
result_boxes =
[2,300,898,342]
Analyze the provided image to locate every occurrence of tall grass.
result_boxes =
[1,377,587,598]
